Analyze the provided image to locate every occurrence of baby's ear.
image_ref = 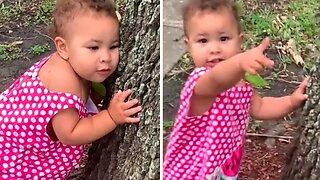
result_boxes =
[184,37,188,45]
[184,37,190,49]
[239,33,244,43]
[54,36,69,60]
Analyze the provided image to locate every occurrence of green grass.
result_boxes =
[248,120,263,132]
[33,0,55,25]
[0,43,22,61]
[0,2,24,23]
[278,53,293,65]
[29,44,50,55]
[239,0,319,63]
[163,120,175,130]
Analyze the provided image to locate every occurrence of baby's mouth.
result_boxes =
[207,58,223,67]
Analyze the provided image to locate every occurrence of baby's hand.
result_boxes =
[107,89,142,124]
[239,37,274,75]
[290,77,309,109]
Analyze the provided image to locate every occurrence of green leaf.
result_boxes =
[163,120,175,129]
[92,82,106,97]
[245,73,269,89]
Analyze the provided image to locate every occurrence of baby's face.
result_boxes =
[62,10,120,83]
[185,8,242,68]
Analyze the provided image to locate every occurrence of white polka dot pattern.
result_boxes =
[163,67,253,179]
[0,56,88,179]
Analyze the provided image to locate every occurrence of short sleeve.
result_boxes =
[178,67,210,118]
[45,92,87,121]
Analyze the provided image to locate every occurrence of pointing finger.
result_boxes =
[258,37,270,52]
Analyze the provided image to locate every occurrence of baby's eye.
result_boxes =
[220,36,230,42]
[110,44,120,49]
[88,46,99,51]
[197,38,208,43]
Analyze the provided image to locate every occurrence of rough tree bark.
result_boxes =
[283,57,320,180]
[71,0,160,179]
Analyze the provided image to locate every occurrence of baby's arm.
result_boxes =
[194,38,273,98]
[250,77,308,120]
[51,90,142,145]
[190,38,274,116]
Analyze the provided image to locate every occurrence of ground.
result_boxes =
[163,0,318,179]
[0,0,55,92]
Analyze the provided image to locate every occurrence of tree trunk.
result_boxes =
[283,58,320,180]
[70,0,160,179]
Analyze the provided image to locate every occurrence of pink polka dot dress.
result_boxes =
[164,67,253,180]
[0,55,95,179]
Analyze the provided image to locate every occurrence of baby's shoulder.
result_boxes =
[183,67,209,89]
[185,67,209,82]
[39,57,87,102]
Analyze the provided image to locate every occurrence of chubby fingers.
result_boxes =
[124,106,142,116]
[298,76,310,97]
[259,56,274,69]
[123,98,142,116]
[246,57,274,75]
[113,90,122,99]
[293,76,309,100]
[125,117,140,123]
[122,98,139,108]
[298,76,310,91]
[116,89,132,102]
[253,37,274,70]
[301,76,310,86]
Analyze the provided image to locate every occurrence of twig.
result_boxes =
[277,78,301,85]
[0,33,36,40]
[34,29,53,41]
[247,133,293,139]
[257,152,269,160]
[278,138,291,143]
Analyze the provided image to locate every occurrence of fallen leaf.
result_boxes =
[287,39,304,66]
[92,82,106,97]
[245,73,269,89]
[12,41,23,45]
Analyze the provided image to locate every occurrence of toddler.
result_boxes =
[0,0,142,179]
[163,0,308,179]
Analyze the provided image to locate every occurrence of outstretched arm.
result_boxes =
[189,38,274,116]
[194,38,274,98]
[250,77,308,120]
